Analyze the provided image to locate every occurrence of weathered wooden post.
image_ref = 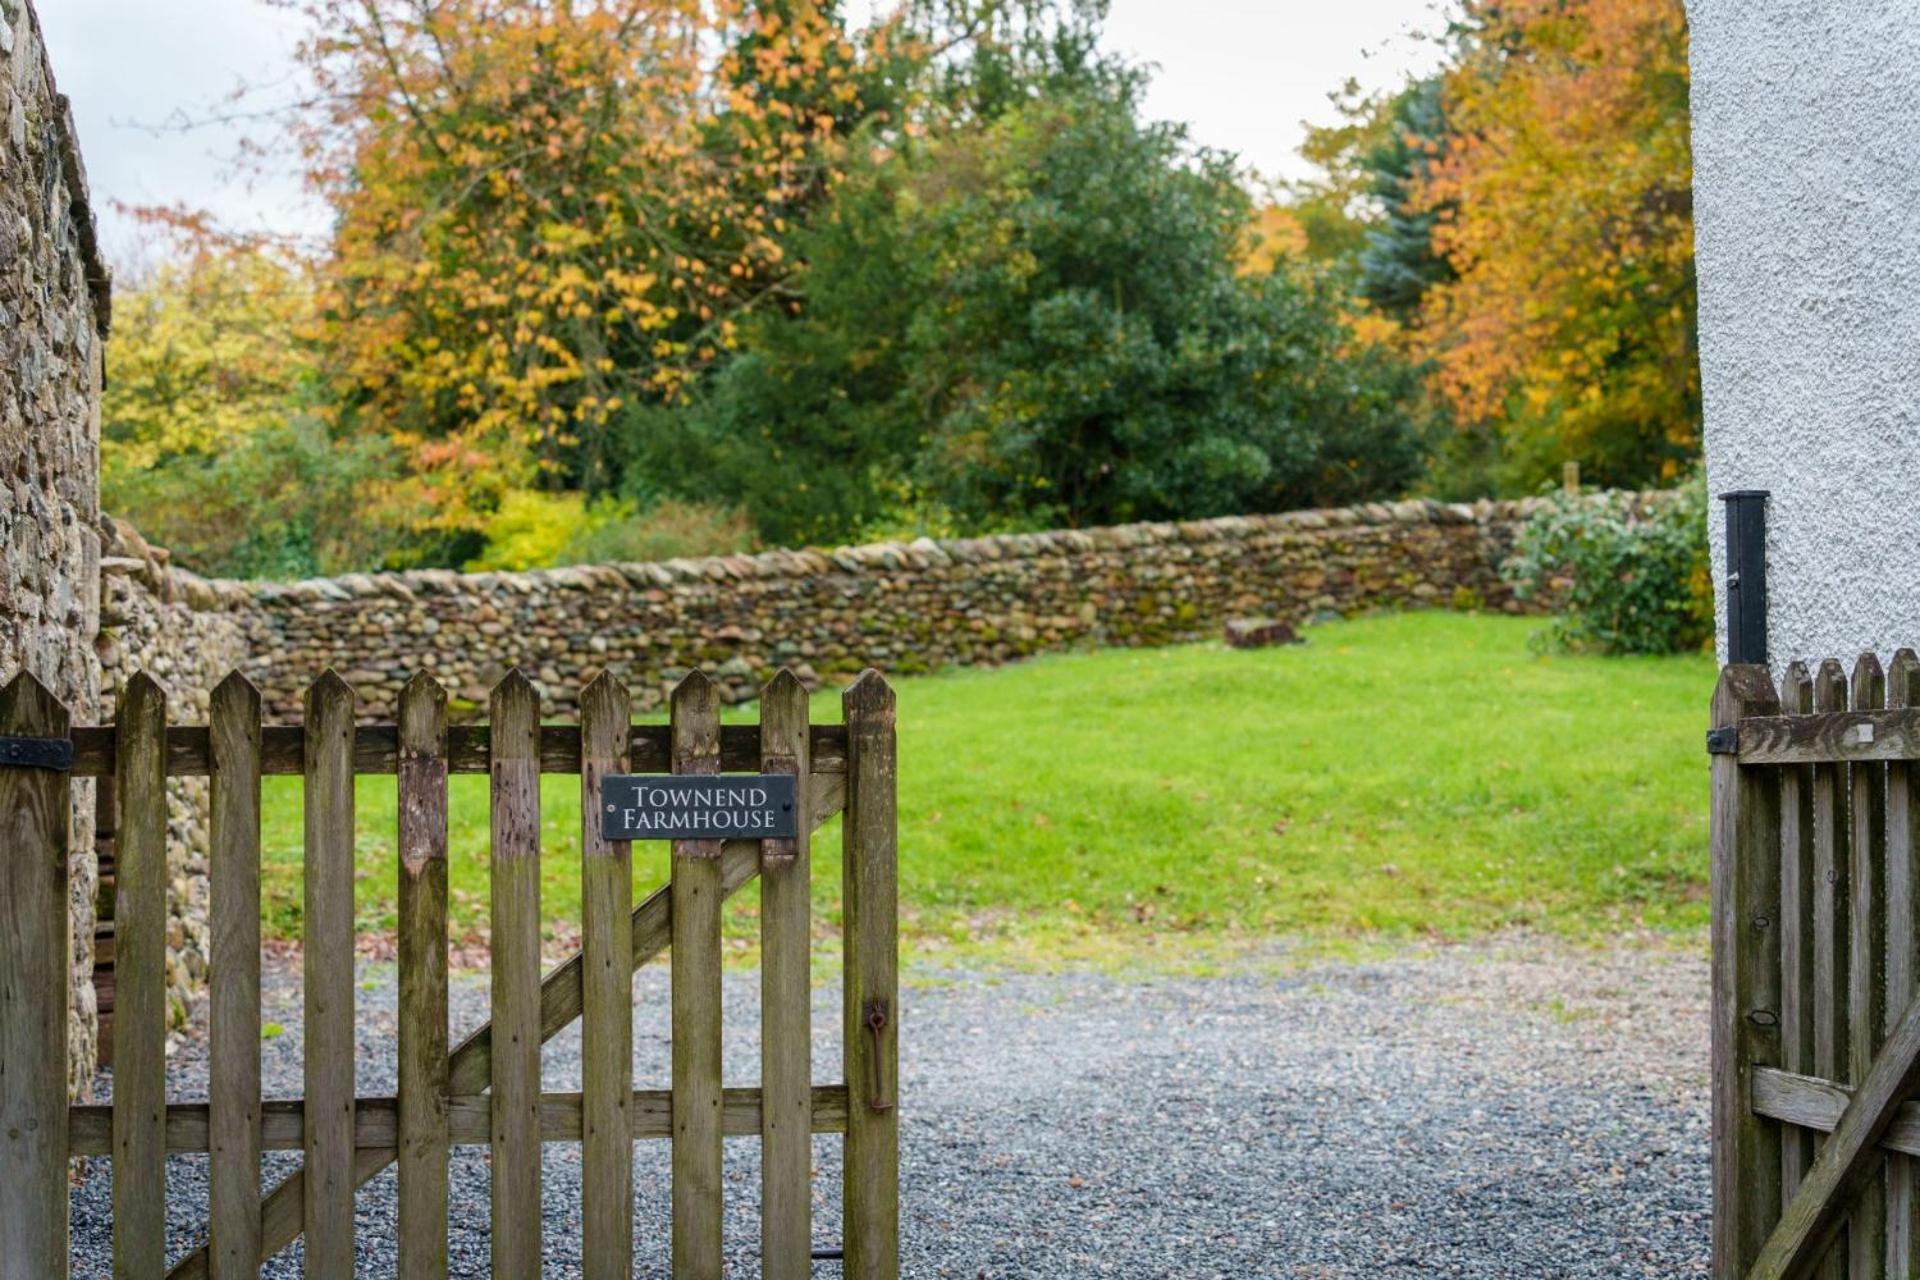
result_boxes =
[1712,663,1784,1275]
[843,671,900,1279]
[0,672,72,1278]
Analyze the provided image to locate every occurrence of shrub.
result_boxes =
[1503,477,1712,655]
[467,491,753,571]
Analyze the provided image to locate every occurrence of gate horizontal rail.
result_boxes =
[69,1086,854,1153]
[62,720,852,777]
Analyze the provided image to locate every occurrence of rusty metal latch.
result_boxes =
[863,998,894,1113]
[0,735,73,772]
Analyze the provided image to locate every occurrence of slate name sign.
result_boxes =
[599,774,798,841]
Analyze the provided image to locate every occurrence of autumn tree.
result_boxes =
[101,236,406,576]
[270,0,909,539]
[1413,0,1697,489]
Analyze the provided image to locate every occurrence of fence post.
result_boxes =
[843,671,899,1280]
[1713,663,1785,1277]
[0,672,71,1278]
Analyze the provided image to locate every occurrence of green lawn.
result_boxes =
[259,611,1717,965]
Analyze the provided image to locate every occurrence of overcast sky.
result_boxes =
[37,0,1451,266]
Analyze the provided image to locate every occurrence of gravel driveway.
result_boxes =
[70,935,1710,1278]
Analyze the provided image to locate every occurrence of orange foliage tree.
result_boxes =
[1413,0,1697,489]
[270,0,908,533]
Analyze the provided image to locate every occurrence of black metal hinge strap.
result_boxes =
[0,735,75,772]
[1706,727,1739,756]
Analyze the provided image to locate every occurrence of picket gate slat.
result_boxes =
[208,674,264,1280]
[488,672,543,1279]
[397,673,451,1279]
[112,675,168,1280]
[579,673,634,1280]
[671,672,726,1280]
[843,672,901,1280]
[303,674,358,1277]
[0,674,72,1279]
[760,670,814,1278]
[1886,650,1920,1273]
[1812,661,1854,1280]
[1848,655,1889,1280]
[1780,662,1817,1203]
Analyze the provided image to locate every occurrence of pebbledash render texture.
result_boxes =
[199,497,1555,723]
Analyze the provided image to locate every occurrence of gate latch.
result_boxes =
[1706,727,1739,756]
[0,735,74,772]
[862,998,894,1113]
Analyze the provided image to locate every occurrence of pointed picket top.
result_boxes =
[843,668,895,722]
[399,670,448,762]
[492,666,539,702]
[672,667,717,704]
[401,668,448,705]
[1711,662,1779,731]
[1891,650,1920,709]
[1814,658,1849,715]
[308,667,356,704]
[1781,660,1813,716]
[0,668,69,733]
[581,668,630,706]
[1853,651,1887,711]
[763,667,808,702]
[120,670,167,716]
[212,668,261,710]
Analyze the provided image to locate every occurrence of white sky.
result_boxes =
[37,0,1451,266]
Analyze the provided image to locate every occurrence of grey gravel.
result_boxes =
[70,934,1710,1277]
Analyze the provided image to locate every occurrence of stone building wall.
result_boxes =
[0,0,111,1096]
[219,497,1554,722]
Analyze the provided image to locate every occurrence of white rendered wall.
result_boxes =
[1688,0,1920,671]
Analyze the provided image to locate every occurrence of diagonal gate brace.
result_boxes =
[1746,989,1920,1280]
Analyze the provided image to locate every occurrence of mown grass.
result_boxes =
[258,611,1716,967]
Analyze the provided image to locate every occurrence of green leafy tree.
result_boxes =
[632,81,1429,543]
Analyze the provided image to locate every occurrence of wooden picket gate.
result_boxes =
[0,664,898,1279]
[1712,653,1920,1280]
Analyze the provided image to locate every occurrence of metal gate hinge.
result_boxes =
[0,735,74,772]
[1706,727,1739,756]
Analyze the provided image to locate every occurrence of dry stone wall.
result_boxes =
[95,519,251,1042]
[0,0,111,1096]
[220,497,1555,722]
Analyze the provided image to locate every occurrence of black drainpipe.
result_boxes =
[1721,490,1770,666]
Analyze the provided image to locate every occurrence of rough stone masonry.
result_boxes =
[0,0,111,1096]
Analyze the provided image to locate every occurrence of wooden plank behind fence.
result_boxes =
[580,673,634,1280]
[671,672,725,1280]
[1850,654,1889,1279]
[1781,662,1818,1204]
[113,674,168,1280]
[1813,660,1853,1280]
[1712,665,1783,1278]
[760,670,813,1278]
[1888,651,1920,1272]
[208,673,263,1280]
[0,673,71,1278]
[304,674,358,1277]
[843,671,900,1280]
[489,672,543,1278]
[397,673,451,1280]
